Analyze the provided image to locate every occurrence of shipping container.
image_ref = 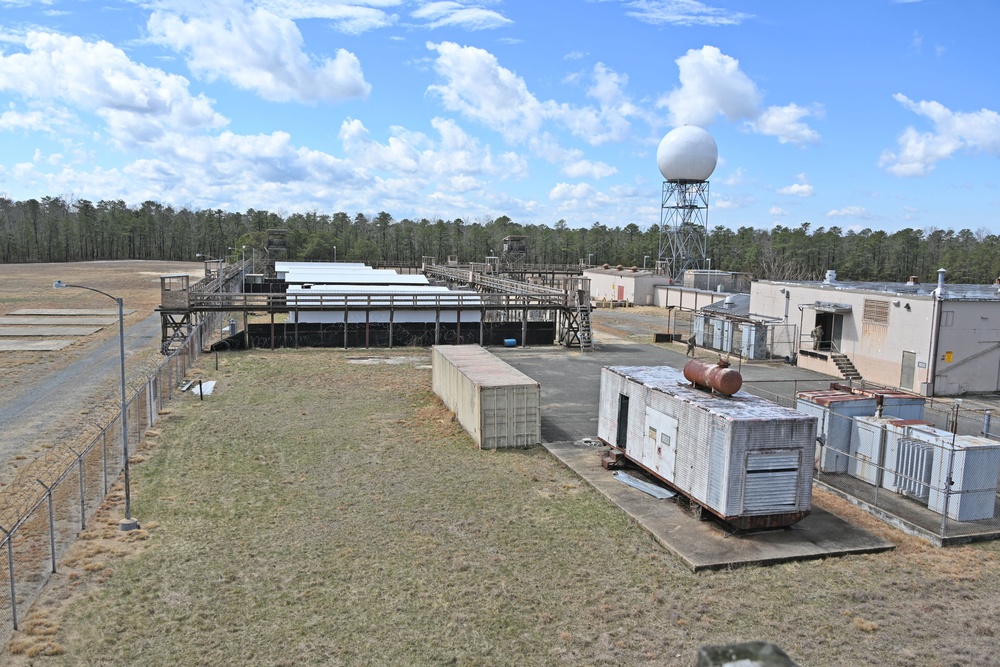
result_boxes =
[432,345,541,450]
[598,365,817,529]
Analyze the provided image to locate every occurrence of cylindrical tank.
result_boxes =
[683,359,743,396]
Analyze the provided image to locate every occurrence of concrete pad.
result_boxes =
[545,441,895,571]
[9,308,136,316]
[0,326,102,337]
[0,339,76,351]
[0,316,117,326]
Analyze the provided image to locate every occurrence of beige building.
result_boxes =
[583,267,673,306]
[749,270,1000,396]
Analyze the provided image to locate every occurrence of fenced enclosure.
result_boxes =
[0,316,213,643]
[742,378,1000,545]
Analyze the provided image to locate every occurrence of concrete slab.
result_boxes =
[0,316,117,326]
[0,339,76,351]
[9,308,136,316]
[0,326,101,337]
[546,440,895,571]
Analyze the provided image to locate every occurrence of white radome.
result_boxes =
[657,125,718,182]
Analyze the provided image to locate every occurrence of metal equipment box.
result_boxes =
[432,345,541,450]
[598,366,817,529]
[796,390,877,474]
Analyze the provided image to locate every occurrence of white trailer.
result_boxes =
[598,365,817,529]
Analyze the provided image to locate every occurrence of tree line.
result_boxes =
[1,196,998,284]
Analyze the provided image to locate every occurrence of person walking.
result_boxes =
[686,334,697,357]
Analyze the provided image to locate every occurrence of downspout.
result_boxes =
[925,268,946,397]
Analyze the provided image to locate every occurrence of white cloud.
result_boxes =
[826,205,870,219]
[561,159,617,179]
[778,184,814,197]
[656,46,821,146]
[549,182,596,201]
[259,0,398,35]
[769,206,788,216]
[613,0,752,27]
[723,167,744,186]
[147,3,371,103]
[427,41,545,143]
[412,2,513,30]
[428,43,641,147]
[879,94,1000,177]
[339,115,527,182]
[751,103,822,145]
[0,31,226,149]
[657,46,759,127]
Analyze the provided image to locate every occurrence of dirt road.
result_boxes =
[0,260,199,489]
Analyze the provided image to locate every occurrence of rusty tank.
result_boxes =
[683,357,743,396]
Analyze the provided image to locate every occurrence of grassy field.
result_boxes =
[8,348,1000,666]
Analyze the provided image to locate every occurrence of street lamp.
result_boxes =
[333,245,337,263]
[588,253,595,266]
[643,255,650,269]
[53,281,137,531]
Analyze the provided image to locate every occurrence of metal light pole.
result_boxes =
[588,253,595,266]
[333,245,337,263]
[53,281,137,531]
[643,255,650,269]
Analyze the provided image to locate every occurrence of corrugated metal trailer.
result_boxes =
[432,345,541,449]
[598,366,817,529]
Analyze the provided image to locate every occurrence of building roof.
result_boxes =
[583,267,659,278]
[701,293,751,317]
[761,278,1000,301]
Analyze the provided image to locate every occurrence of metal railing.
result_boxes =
[0,317,211,643]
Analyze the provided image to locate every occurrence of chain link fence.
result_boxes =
[742,378,1000,545]
[0,317,211,643]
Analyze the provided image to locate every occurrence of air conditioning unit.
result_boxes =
[889,438,934,502]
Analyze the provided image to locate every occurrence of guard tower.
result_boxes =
[158,274,192,354]
[656,126,718,281]
[265,228,288,278]
[501,235,528,279]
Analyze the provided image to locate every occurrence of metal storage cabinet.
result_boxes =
[598,366,817,529]
[796,391,877,474]
[926,433,1000,521]
[432,345,541,450]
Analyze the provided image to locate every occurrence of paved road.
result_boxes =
[0,313,162,485]
[494,327,834,444]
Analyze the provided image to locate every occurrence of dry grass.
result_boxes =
[6,348,1000,666]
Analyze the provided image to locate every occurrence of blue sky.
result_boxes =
[1,0,998,233]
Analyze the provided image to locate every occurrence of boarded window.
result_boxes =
[863,299,890,325]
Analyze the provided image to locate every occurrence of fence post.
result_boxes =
[940,445,955,537]
[37,480,57,574]
[1,527,16,630]
[70,447,86,531]
[102,428,109,496]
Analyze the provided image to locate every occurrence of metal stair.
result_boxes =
[576,288,593,351]
[832,353,862,381]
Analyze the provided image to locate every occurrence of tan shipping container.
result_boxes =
[432,345,541,449]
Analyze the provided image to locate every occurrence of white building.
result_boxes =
[749,270,1000,396]
[584,266,674,306]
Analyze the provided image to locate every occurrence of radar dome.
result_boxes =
[656,126,718,182]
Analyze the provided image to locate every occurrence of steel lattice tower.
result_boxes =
[658,179,710,280]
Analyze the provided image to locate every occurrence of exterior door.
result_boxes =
[616,394,630,449]
[900,351,916,390]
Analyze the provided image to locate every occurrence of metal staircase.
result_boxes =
[832,353,862,381]
[576,288,593,351]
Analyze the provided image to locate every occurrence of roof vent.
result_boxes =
[630,266,638,272]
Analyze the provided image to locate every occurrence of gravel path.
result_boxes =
[0,313,162,486]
